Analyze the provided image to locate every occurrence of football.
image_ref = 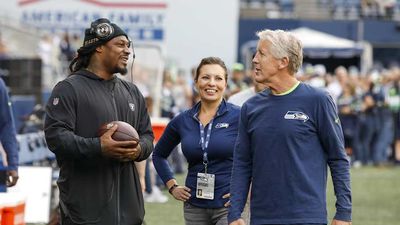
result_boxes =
[98,121,140,142]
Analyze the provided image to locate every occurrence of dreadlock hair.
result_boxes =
[69,45,97,74]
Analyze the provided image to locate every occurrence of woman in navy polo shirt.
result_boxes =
[153,57,240,225]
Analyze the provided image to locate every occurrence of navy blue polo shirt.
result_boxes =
[153,100,240,208]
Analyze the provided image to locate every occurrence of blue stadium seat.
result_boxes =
[10,95,35,133]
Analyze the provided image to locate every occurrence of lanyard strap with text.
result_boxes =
[199,120,213,174]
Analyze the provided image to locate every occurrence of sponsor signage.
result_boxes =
[17,0,167,42]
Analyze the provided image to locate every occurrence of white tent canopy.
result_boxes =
[291,27,359,49]
[290,27,364,58]
[240,27,372,73]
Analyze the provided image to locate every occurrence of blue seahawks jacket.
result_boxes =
[153,100,240,208]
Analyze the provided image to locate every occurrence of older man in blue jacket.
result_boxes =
[228,29,351,225]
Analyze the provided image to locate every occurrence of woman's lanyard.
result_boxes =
[199,119,213,174]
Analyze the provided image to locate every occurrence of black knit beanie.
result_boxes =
[77,18,129,55]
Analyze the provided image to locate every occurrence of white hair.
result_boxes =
[256,29,303,74]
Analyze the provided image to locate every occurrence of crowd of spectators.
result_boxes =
[240,0,400,20]
[157,61,400,174]
[299,64,400,167]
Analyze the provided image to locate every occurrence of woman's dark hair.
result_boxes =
[195,57,228,81]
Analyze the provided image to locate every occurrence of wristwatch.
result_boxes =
[168,184,178,194]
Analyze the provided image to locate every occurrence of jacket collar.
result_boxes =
[73,69,118,82]
[189,99,230,119]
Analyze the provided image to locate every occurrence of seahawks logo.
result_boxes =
[215,123,229,128]
[284,111,309,122]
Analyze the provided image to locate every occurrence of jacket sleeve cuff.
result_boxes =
[6,165,18,171]
[334,210,352,222]
[136,139,153,161]
[92,138,102,157]
[227,211,241,224]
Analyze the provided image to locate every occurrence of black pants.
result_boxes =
[0,170,6,192]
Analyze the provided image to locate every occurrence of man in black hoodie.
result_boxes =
[44,18,154,225]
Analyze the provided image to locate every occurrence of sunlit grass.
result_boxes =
[144,166,400,225]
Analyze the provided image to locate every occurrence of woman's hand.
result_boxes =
[223,192,230,207]
[229,218,245,225]
[331,219,352,225]
[171,185,191,202]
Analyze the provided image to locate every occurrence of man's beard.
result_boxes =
[114,66,128,75]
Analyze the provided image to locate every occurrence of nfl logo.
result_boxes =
[53,98,59,106]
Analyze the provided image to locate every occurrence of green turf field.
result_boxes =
[144,166,400,225]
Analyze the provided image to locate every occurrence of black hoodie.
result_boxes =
[45,69,154,225]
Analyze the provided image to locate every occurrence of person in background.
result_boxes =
[387,67,400,165]
[228,29,352,225]
[326,66,349,102]
[0,77,19,192]
[228,64,269,107]
[0,33,9,59]
[227,63,249,98]
[37,33,61,90]
[153,57,240,225]
[358,76,378,166]
[370,74,393,166]
[44,18,154,225]
[140,94,168,204]
[337,82,359,157]
[59,32,75,62]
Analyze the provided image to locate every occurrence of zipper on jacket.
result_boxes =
[111,89,121,225]
[116,165,120,225]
